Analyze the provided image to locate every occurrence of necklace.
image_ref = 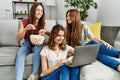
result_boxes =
[54,49,60,57]
[53,45,60,57]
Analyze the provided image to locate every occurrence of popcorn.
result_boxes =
[30,35,45,45]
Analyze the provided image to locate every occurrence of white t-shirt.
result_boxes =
[40,45,72,68]
[80,24,94,45]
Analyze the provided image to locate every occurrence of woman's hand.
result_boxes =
[17,22,36,41]
[56,60,66,68]
[39,29,46,36]
[66,56,73,62]
[91,36,113,49]
[24,24,36,31]
[102,41,113,49]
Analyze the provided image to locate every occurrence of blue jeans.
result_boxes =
[42,65,70,80]
[15,41,43,80]
[70,67,80,80]
[86,40,120,70]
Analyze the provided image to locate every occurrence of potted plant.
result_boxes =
[64,0,98,21]
[34,0,38,2]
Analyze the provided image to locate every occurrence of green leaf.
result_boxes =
[64,0,98,20]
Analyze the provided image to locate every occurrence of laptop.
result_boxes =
[65,44,99,67]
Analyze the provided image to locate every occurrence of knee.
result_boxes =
[86,40,104,46]
[34,45,43,51]
[71,67,80,75]
[35,45,43,49]
[16,47,29,60]
[16,51,24,58]
[97,53,103,60]
[89,40,100,44]
[16,53,26,61]
[61,65,70,73]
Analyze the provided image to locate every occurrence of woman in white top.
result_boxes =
[40,24,75,80]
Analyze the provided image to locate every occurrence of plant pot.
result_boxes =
[34,0,37,2]
[19,0,23,2]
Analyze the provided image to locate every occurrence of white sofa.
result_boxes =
[80,61,120,80]
[0,19,120,80]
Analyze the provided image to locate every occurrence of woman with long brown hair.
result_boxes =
[40,24,74,80]
[16,3,46,80]
[66,9,120,80]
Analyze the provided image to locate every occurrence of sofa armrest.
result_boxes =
[114,30,120,50]
[0,20,20,46]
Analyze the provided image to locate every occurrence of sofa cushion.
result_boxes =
[0,46,33,65]
[80,60,120,80]
[101,26,120,46]
[0,65,32,80]
[45,20,56,31]
[0,46,19,65]
[57,20,66,27]
[0,20,19,46]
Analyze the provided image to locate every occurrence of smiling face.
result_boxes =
[54,30,65,45]
[48,24,66,50]
[66,12,72,24]
[35,5,43,19]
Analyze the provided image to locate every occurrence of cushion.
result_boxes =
[45,20,56,31]
[0,65,32,80]
[0,46,33,65]
[0,47,19,65]
[0,20,19,46]
[57,20,102,40]
[57,20,66,27]
[87,22,102,40]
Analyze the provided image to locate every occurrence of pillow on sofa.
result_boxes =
[87,22,102,40]
[0,20,19,46]
[45,20,56,31]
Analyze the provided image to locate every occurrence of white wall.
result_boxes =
[0,0,56,20]
[56,0,66,21]
[0,0,99,22]
[86,0,99,22]
[0,0,13,19]
[98,0,120,26]
[56,0,99,22]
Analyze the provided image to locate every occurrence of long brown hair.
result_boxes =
[48,24,67,50]
[66,9,83,47]
[29,3,45,30]
[28,3,45,48]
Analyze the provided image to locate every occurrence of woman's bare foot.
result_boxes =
[117,65,120,72]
